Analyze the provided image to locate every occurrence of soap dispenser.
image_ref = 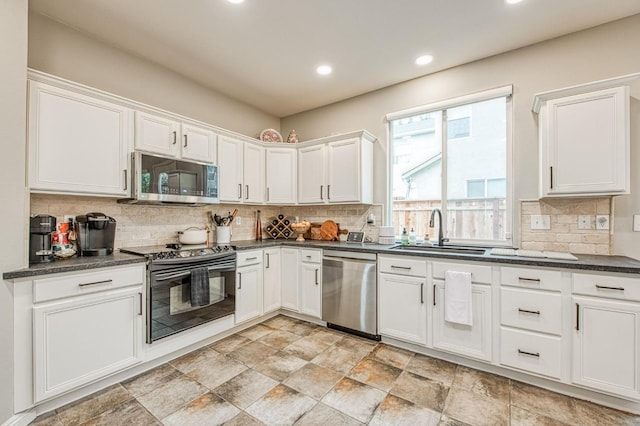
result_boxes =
[401,227,409,246]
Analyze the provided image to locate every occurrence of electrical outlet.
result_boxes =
[235,216,241,225]
[531,215,551,230]
[633,215,640,232]
[578,215,591,230]
[596,215,609,230]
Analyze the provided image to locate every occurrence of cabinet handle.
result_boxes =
[238,184,242,199]
[78,279,112,287]
[238,272,242,289]
[517,349,540,358]
[315,269,319,285]
[595,284,625,291]
[123,169,128,191]
[183,134,188,148]
[518,277,541,283]
[390,265,411,270]
[267,187,270,201]
[433,284,436,306]
[320,185,323,200]
[420,283,424,304]
[328,184,331,200]
[245,256,258,261]
[246,185,249,200]
[138,292,143,316]
[172,131,177,145]
[575,303,580,331]
[550,166,553,189]
[265,253,270,269]
[518,308,541,315]
[306,255,312,259]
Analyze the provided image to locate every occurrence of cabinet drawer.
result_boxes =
[33,265,145,303]
[500,327,562,379]
[378,255,427,277]
[500,266,562,292]
[573,273,640,302]
[237,250,263,267]
[300,249,322,264]
[432,261,492,284]
[501,288,562,335]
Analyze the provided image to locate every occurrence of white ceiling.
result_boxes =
[29,0,640,117]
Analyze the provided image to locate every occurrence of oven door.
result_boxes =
[148,265,235,343]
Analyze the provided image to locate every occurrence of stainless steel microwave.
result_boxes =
[119,152,219,205]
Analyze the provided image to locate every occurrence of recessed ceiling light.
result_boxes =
[415,55,433,66]
[505,0,524,4]
[316,65,332,76]
[228,0,244,4]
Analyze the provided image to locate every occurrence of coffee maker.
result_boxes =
[29,215,56,265]
[75,212,117,256]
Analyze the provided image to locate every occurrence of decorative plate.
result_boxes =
[260,128,283,143]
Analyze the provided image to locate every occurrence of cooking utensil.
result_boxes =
[178,227,208,244]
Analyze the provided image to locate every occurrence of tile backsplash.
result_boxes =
[30,194,383,248]
[520,198,612,255]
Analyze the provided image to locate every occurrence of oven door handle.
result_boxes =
[153,270,192,283]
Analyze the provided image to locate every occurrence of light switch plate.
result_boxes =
[596,215,609,230]
[633,215,640,232]
[578,215,591,230]
[531,215,551,230]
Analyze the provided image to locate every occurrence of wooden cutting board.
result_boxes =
[319,220,349,241]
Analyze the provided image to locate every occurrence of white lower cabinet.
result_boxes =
[32,266,144,402]
[572,295,640,399]
[300,257,322,318]
[379,273,427,345]
[281,247,300,311]
[263,248,282,314]
[500,328,562,379]
[432,282,492,362]
[235,251,263,324]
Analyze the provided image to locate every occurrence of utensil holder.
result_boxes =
[216,226,231,244]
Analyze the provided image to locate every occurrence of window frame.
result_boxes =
[385,86,513,247]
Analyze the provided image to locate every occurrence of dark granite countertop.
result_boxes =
[235,239,640,274]
[3,252,147,280]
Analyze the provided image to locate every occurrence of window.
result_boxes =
[387,87,512,245]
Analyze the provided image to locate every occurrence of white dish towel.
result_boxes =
[444,270,473,326]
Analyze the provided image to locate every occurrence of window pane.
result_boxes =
[487,178,506,198]
[446,97,507,241]
[466,179,485,198]
[391,111,442,237]
[447,117,470,139]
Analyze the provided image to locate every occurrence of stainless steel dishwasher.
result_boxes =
[322,250,379,340]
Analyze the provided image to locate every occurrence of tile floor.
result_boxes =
[31,315,640,426]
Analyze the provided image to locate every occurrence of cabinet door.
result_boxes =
[542,86,628,196]
[243,143,265,203]
[327,138,360,203]
[572,296,640,399]
[29,82,130,196]
[134,111,179,157]
[378,273,427,345]
[432,282,492,361]
[300,262,322,318]
[298,144,326,204]
[266,147,297,204]
[218,135,244,202]
[33,286,143,402]
[281,248,300,311]
[263,248,282,313]
[181,122,216,164]
[235,264,263,324]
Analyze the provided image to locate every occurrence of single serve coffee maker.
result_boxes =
[29,215,56,265]
[75,212,117,256]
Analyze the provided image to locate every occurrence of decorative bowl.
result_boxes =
[290,222,311,242]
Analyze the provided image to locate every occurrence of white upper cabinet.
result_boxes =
[218,135,264,203]
[28,80,131,196]
[266,147,297,204]
[134,111,216,164]
[533,74,639,197]
[297,131,375,204]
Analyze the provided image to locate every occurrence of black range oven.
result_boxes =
[122,246,236,343]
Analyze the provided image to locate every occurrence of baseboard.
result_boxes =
[1,410,36,426]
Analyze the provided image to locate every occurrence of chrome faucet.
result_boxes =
[429,208,449,246]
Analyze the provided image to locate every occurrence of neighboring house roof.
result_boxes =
[401,153,442,180]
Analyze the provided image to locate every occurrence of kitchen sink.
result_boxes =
[391,245,488,255]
